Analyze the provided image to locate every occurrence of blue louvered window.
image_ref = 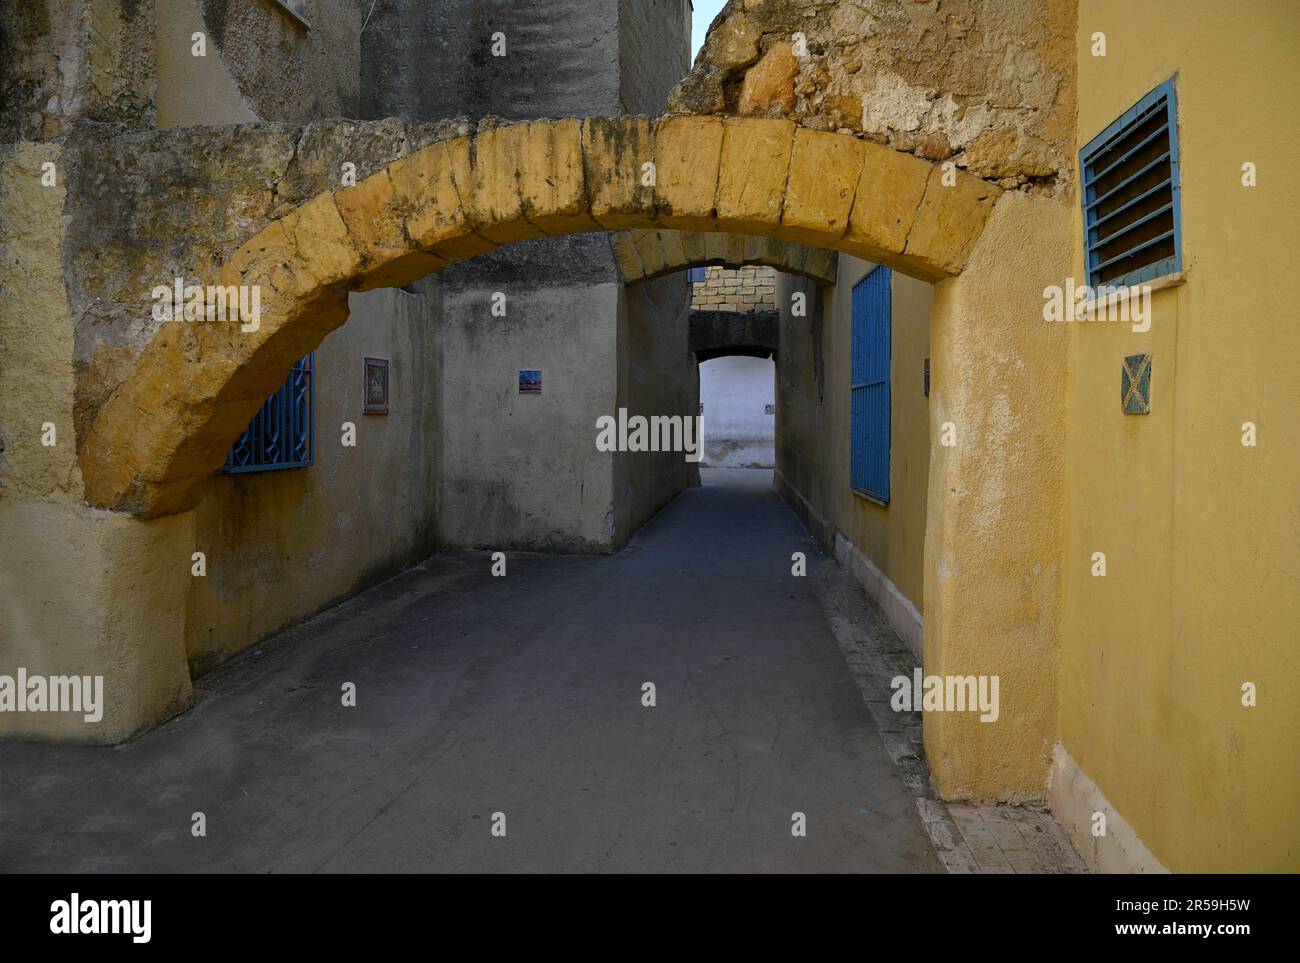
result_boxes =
[221,353,314,473]
[1081,78,1182,289]
[850,266,890,503]
[688,266,707,284]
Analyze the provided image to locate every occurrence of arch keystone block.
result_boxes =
[843,141,932,263]
[780,128,865,246]
[653,116,724,230]
[582,116,657,230]
[396,138,498,264]
[715,117,795,235]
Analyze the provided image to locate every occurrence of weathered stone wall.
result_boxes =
[691,265,777,310]
[1,0,158,142]
[669,0,1076,192]
[60,117,470,438]
[196,0,366,121]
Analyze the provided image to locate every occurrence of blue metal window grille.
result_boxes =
[221,353,314,473]
[688,266,707,284]
[1081,77,1182,289]
[850,266,890,503]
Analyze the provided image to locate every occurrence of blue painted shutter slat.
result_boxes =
[850,266,890,502]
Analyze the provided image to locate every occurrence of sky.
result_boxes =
[691,0,730,64]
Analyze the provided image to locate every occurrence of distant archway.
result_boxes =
[613,229,836,286]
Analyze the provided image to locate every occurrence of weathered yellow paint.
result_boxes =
[924,193,1071,802]
[783,255,933,617]
[1059,0,1300,871]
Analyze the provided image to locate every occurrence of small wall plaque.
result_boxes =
[364,357,389,414]
[1121,353,1151,414]
[519,369,542,394]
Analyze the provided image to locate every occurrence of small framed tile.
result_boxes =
[1121,353,1151,414]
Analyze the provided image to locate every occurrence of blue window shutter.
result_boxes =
[850,266,890,503]
[1080,77,1182,289]
[688,266,707,284]
[221,353,314,474]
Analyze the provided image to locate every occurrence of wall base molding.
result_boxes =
[775,469,924,662]
[1049,743,1170,874]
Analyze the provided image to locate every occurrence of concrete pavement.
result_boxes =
[0,469,943,873]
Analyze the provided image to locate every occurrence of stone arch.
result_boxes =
[79,115,1000,518]
[612,229,837,286]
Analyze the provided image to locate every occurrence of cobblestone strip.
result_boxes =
[811,555,1088,874]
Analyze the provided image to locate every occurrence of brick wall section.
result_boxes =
[691,265,777,311]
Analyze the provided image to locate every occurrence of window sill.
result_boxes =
[1071,270,1187,321]
[851,486,889,508]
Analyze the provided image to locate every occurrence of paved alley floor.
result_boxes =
[1,469,944,873]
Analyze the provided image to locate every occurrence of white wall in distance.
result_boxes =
[699,356,775,468]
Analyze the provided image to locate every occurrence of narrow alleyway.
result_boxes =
[1,470,943,873]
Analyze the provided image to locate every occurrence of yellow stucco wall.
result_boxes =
[775,256,931,616]
[1060,0,1300,870]
[923,194,1071,801]
[830,257,932,612]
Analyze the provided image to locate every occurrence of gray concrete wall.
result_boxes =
[619,0,692,114]
[362,0,622,122]
[359,0,694,552]
[614,273,699,544]
[700,356,776,468]
[438,282,621,553]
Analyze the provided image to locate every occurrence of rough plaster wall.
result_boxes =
[362,0,622,122]
[197,0,365,121]
[699,356,776,468]
[0,143,80,503]
[923,193,1070,802]
[619,0,692,114]
[775,271,825,504]
[0,0,159,142]
[184,279,441,674]
[614,272,699,543]
[155,0,258,128]
[438,283,622,553]
[670,0,1077,192]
